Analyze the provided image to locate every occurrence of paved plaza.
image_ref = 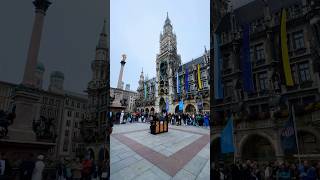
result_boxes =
[110,123,210,180]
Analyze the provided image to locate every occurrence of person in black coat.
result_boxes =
[19,153,35,180]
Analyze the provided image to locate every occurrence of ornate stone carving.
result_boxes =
[32,116,57,142]
[0,109,15,138]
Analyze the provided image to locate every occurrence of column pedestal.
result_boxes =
[7,86,40,142]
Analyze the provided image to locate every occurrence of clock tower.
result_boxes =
[155,13,181,113]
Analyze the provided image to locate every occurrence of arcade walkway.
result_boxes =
[110,123,210,180]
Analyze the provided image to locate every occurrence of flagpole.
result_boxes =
[291,105,301,164]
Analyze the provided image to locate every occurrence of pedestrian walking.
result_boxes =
[19,153,35,180]
[0,152,12,180]
[31,155,45,180]
[71,158,82,180]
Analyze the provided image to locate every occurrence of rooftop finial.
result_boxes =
[165,12,171,25]
[101,19,106,34]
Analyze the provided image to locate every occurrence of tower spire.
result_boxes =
[97,19,107,49]
[165,12,171,25]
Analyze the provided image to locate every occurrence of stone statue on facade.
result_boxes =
[0,108,15,138]
[32,116,56,142]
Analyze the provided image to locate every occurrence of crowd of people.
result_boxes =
[0,152,109,180]
[212,160,320,180]
[117,110,210,128]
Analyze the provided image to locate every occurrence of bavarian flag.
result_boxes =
[280,107,298,154]
[280,8,294,86]
[197,64,203,90]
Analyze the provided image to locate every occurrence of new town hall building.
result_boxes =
[211,0,320,161]
[135,14,210,115]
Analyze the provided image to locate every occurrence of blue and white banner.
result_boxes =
[280,107,298,154]
[166,97,169,112]
[176,72,180,95]
[214,33,223,99]
[144,82,147,99]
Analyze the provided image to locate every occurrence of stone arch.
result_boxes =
[185,104,196,113]
[203,102,210,112]
[239,132,277,161]
[297,128,320,154]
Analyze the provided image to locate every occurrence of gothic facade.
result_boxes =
[135,14,210,114]
[211,0,320,162]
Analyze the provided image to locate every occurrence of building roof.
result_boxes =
[180,53,208,70]
[64,90,88,100]
[110,87,137,94]
[0,80,17,88]
[216,0,301,33]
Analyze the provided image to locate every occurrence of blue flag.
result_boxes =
[166,97,169,112]
[179,100,184,111]
[280,108,298,154]
[176,72,180,95]
[144,82,147,99]
[241,24,255,92]
[185,67,189,92]
[221,116,235,153]
[214,33,223,99]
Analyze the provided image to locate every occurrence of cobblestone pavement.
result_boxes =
[110,123,210,180]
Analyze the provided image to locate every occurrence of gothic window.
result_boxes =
[258,72,268,91]
[203,80,208,89]
[77,102,80,108]
[67,111,72,117]
[291,64,299,85]
[303,95,316,104]
[75,112,79,118]
[65,130,69,137]
[255,44,265,64]
[249,105,259,114]
[49,99,54,105]
[65,99,69,105]
[223,54,230,69]
[66,120,71,126]
[250,48,254,63]
[72,143,76,152]
[293,31,305,50]
[71,101,74,107]
[299,62,311,82]
[63,140,69,152]
[224,81,233,98]
[261,104,269,112]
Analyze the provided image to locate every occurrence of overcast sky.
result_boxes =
[0,0,252,94]
[110,0,253,91]
[0,0,107,94]
[110,0,210,91]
